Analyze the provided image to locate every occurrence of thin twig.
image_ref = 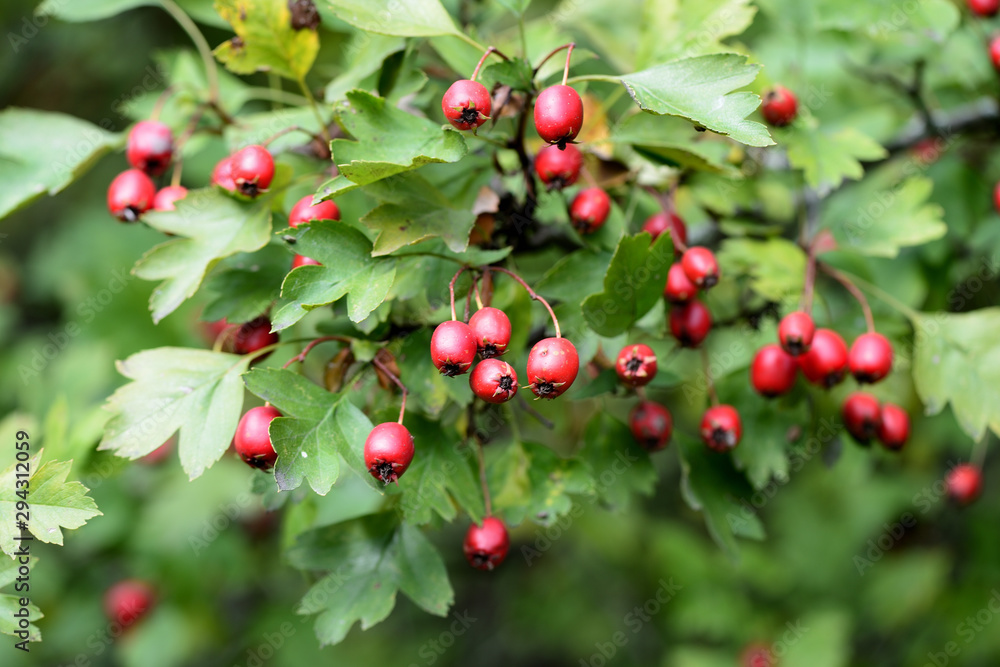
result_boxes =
[282,336,352,369]
[372,355,409,424]
[490,266,561,337]
[820,264,875,333]
[516,393,555,429]
[449,266,470,321]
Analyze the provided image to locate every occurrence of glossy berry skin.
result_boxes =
[364,422,415,484]
[778,311,815,356]
[842,392,881,445]
[994,182,1000,214]
[291,254,321,269]
[761,85,798,127]
[740,644,776,667]
[991,37,1000,70]
[616,343,658,387]
[234,405,282,470]
[431,320,478,376]
[969,0,1000,17]
[470,359,518,403]
[527,337,579,399]
[629,402,673,451]
[468,307,511,358]
[642,211,687,246]
[669,299,712,348]
[231,145,275,197]
[463,517,509,571]
[534,84,584,147]
[681,247,720,289]
[849,332,893,384]
[231,316,279,358]
[534,143,583,189]
[152,185,188,212]
[104,580,155,629]
[441,79,492,131]
[799,328,849,388]
[288,195,340,227]
[211,156,237,191]
[107,169,156,222]
[664,263,697,304]
[947,465,982,505]
[877,403,910,451]
[126,120,174,175]
[569,187,611,234]
[751,344,797,397]
[701,405,742,452]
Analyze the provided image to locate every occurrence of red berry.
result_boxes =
[234,405,282,470]
[912,138,943,165]
[468,306,511,358]
[849,332,893,384]
[441,79,492,131]
[211,156,237,191]
[231,316,279,358]
[664,263,697,304]
[798,328,849,388]
[629,402,673,451]
[104,580,155,629]
[641,211,688,246]
[989,37,1000,70]
[569,187,611,234]
[431,320,478,376]
[761,85,798,127]
[231,145,275,197]
[700,405,742,452]
[152,185,188,212]
[947,464,982,505]
[463,516,509,571]
[669,299,712,348]
[740,644,776,667]
[534,84,584,147]
[202,318,233,346]
[470,359,518,403]
[126,120,174,175]
[751,344,797,397]
[969,0,1000,17]
[842,392,881,445]
[140,439,173,465]
[681,247,719,289]
[526,337,579,399]
[778,311,815,356]
[364,422,415,484]
[107,169,156,222]
[288,194,340,227]
[994,182,1000,214]
[534,143,583,189]
[877,403,910,451]
[615,343,658,387]
[291,254,321,269]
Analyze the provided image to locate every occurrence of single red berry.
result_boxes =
[364,422,415,484]
[526,337,579,399]
[201,318,233,346]
[152,185,188,212]
[842,392,881,445]
[463,516,509,571]
[291,254,321,269]
[288,194,340,227]
[107,169,156,222]
[211,156,237,191]
[569,187,611,234]
[431,320,478,376]
[140,439,173,465]
[468,306,511,358]
[669,299,712,348]
[234,405,282,470]
[616,343,658,387]
[104,580,155,629]
[969,0,1000,17]
[946,464,982,505]
[989,36,1000,70]
[534,143,583,189]
[994,182,1000,214]
[877,403,910,451]
[751,344,797,397]
[534,84,584,147]
[778,311,815,356]
[126,120,174,175]
[641,211,688,246]
[761,85,798,127]
[441,79,492,131]
[231,145,275,197]
[231,316,279,358]
[470,359,518,403]
[681,247,719,289]
[664,263,697,304]
[629,402,673,451]
[849,332,893,384]
[740,644,776,667]
[912,138,943,165]
[700,405,742,452]
[798,328,849,388]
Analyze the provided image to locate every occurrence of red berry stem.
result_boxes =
[463,274,478,322]
[533,43,574,78]
[562,43,575,86]
[372,355,409,424]
[449,266,472,321]
[820,264,875,333]
[470,46,510,82]
[160,0,221,108]
[262,125,323,147]
[281,335,352,369]
[700,347,720,406]
[472,275,485,310]
[150,85,178,122]
[644,185,688,251]
[490,266,561,338]
[515,393,556,429]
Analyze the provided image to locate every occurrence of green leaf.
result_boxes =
[330,90,467,186]
[610,112,740,174]
[325,33,406,102]
[716,237,806,302]
[271,220,396,329]
[581,232,673,336]
[135,189,273,323]
[537,249,613,306]
[99,348,253,479]
[0,108,121,220]
[0,555,42,641]
[35,0,153,21]
[635,0,757,67]
[495,0,532,13]
[0,452,101,555]
[201,245,290,323]
[480,58,535,92]
[780,609,852,667]
[289,514,453,646]
[324,0,461,38]
[490,441,594,527]
[213,0,319,81]
[785,125,886,190]
[577,413,657,509]
[619,54,774,147]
